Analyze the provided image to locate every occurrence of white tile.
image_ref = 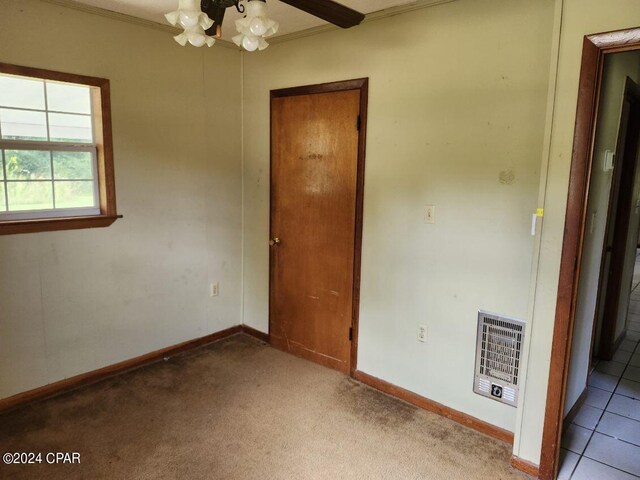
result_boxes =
[585,386,613,409]
[573,405,604,430]
[597,361,626,377]
[627,331,640,342]
[616,379,640,400]
[618,337,638,352]
[584,432,640,476]
[573,457,637,480]
[630,354,640,368]
[613,349,633,363]
[623,366,640,383]
[597,412,640,447]
[558,449,580,480]
[562,423,593,454]
[629,321,640,333]
[590,371,619,392]
[628,303,640,315]
[607,394,640,422]
[618,340,637,354]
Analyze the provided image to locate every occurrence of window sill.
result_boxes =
[0,214,122,235]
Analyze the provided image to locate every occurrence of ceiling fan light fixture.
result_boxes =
[234,0,279,52]
[174,25,216,47]
[166,0,216,47]
[249,17,268,36]
[241,34,259,52]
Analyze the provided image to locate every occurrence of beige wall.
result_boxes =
[565,51,640,415]
[514,0,640,465]
[242,0,554,432]
[0,0,242,399]
[4,0,640,468]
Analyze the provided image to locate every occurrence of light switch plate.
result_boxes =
[417,325,427,342]
[604,150,615,171]
[424,205,436,224]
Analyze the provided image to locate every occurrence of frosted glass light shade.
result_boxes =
[166,0,215,47]
[249,17,268,36]
[242,35,259,51]
[232,34,269,52]
[234,0,279,52]
[179,10,201,29]
[174,25,216,47]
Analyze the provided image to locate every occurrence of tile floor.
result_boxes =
[558,251,640,479]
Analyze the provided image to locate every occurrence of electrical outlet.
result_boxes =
[210,282,219,297]
[424,205,436,224]
[417,325,427,342]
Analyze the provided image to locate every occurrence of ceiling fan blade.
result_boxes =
[279,0,365,29]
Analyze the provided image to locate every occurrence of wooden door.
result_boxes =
[269,83,365,374]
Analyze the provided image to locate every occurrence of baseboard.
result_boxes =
[511,455,540,477]
[353,370,514,445]
[2,324,514,452]
[614,330,627,353]
[240,325,270,343]
[563,387,587,431]
[242,332,512,446]
[0,325,243,413]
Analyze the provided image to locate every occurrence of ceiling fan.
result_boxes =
[165,0,365,50]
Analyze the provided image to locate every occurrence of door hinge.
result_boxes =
[349,327,353,341]
[357,115,361,131]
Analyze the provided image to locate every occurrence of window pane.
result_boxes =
[4,150,52,180]
[0,75,45,110]
[54,181,95,209]
[0,151,3,181]
[0,184,5,211]
[46,82,91,114]
[0,108,48,141]
[48,113,92,143]
[7,181,53,211]
[53,151,93,179]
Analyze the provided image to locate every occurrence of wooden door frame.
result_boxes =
[539,28,640,480]
[268,78,369,376]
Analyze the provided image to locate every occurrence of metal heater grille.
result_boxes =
[473,311,525,407]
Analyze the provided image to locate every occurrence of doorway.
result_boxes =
[558,70,640,479]
[269,79,368,375]
[596,77,640,362]
[540,29,640,480]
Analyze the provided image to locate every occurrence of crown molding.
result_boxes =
[39,0,457,50]
[366,0,457,20]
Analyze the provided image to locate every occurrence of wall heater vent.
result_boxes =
[473,311,526,407]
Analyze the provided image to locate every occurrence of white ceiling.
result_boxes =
[70,0,418,41]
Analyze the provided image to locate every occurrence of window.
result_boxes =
[0,63,118,235]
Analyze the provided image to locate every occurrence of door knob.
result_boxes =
[269,237,281,246]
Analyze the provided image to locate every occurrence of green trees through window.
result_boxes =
[0,149,95,212]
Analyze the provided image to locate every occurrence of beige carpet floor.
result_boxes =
[0,334,528,479]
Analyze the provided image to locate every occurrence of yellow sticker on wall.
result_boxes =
[536,208,544,217]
